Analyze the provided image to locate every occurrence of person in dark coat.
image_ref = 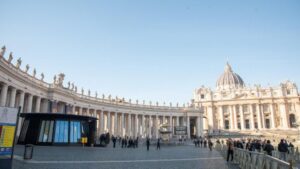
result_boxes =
[200,139,203,148]
[112,136,117,148]
[278,139,289,161]
[146,137,150,151]
[157,138,161,150]
[208,139,213,151]
[204,139,207,148]
[263,140,274,156]
[227,139,234,162]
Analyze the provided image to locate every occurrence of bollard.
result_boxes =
[23,144,34,160]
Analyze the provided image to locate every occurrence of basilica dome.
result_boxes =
[216,62,245,90]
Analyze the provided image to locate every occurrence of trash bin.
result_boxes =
[24,144,34,160]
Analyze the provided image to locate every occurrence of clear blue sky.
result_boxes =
[0,0,299,104]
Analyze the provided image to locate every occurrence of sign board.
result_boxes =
[174,126,187,135]
[0,107,18,156]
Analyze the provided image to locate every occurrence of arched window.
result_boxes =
[289,114,296,128]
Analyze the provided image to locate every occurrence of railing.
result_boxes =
[215,143,296,169]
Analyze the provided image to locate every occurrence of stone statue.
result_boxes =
[75,86,77,92]
[136,100,138,104]
[183,103,185,107]
[177,103,179,107]
[33,68,36,77]
[108,95,111,100]
[102,94,105,99]
[95,92,98,98]
[122,97,125,102]
[129,99,131,103]
[0,46,6,58]
[88,90,90,96]
[41,73,44,81]
[71,83,74,90]
[8,52,13,63]
[81,88,84,95]
[16,58,22,69]
[67,82,70,89]
[170,102,172,107]
[56,73,65,87]
[53,75,57,84]
[143,100,145,105]
[163,102,165,106]
[116,96,118,101]
[156,102,159,106]
[25,64,30,73]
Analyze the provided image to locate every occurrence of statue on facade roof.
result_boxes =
[41,73,44,81]
[53,75,57,84]
[108,94,111,100]
[129,99,131,103]
[102,94,105,99]
[156,102,159,106]
[33,68,36,77]
[88,90,91,96]
[170,102,172,107]
[0,46,6,58]
[71,83,74,90]
[95,92,98,98]
[81,88,84,95]
[143,100,145,105]
[25,64,30,73]
[57,73,65,87]
[163,102,165,106]
[176,102,179,107]
[74,86,77,92]
[8,52,13,63]
[67,81,70,89]
[16,58,22,69]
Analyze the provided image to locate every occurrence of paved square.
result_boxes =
[12,143,238,169]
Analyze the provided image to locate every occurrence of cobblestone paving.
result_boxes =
[12,144,240,169]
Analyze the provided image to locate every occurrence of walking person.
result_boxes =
[208,139,213,151]
[112,136,117,148]
[157,138,161,150]
[227,139,234,162]
[146,137,150,151]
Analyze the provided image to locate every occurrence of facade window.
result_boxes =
[254,122,258,129]
[265,119,270,129]
[289,114,296,128]
[245,120,250,129]
[224,120,229,129]
[287,89,291,95]
[38,120,54,143]
[238,123,241,129]
[201,94,205,99]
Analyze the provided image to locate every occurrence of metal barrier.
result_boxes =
[215,143,296,169]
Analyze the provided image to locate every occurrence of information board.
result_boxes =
[174,126,187,135]
[0,107,18,156]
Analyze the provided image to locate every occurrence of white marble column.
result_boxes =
[207,106,214,132]
[107,112,111,133]
[149,116,152,138]
[121,113,125,137]
[256,104,262,129]
[114,112,118,136]
[135,114,138,138]
[249,104,255,130]
[35,96,41,112]
[170,115,173,135]
[279,104,288,129]
[176,116,179,126]
[260,105,266,129]
[128,113,132,137]
[187,115,190,139]
[218,106,224,129]
[26,94,33,112]
[9,88,17,107]
[142,115,145,137]
[233,105,238,130]
[100,111,104,134]
[72,105,75,115]
[269,103,275,129]
[79,107,83,115]
[229,105,234,130]
[239,105,245,130]
[155,115,159,139]
[0,84,8,106]
[16,91,25,137]
[196,115,201,137]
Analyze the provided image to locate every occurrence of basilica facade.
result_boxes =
[193,63,300,134]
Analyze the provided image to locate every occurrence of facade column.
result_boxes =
[149,116,152,138]
[128,113,131,137]
[187,115,190,139]
[35,96,41,112]
[79,107,83,115]
[269,103,275,129]
[72,105,76,115]
[176,116,179,126]
[135,114,138,138]
[155,114,159,139]
[229,105,234,130]
[16,91,25,137]
[239,105,245,130]
[100,111,104,134]
[0,84,8,106]
[279,104,288,129]
[249,104,255,130]
[107,112,111,133]
[207,106,214,132]
[163,116,166,124]
[232,105,238,130]
[256,104,262,129]
[9,88,17,107]
[142,115,145,138]
[218,106,224,129]
[260,104,266,129]
[114,112,118,136]
[121,113,125,137]
[26,94,33,112]
[170,115,173,135]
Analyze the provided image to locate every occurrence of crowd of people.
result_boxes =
[193,137,214,151]
[221,138,295,162]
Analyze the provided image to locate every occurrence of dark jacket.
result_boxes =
[263,143,274,156]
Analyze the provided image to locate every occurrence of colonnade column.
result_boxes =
[176,116,179,126]
[170,115,173,135]
[249,104,255,130]
[256,104,262,129]
[149,116,152,138]
[27,94,33,112]
[155,114,159,139]
[0,84,8,106]
[196,115,201,137]
[100,111,104,134]
[16,91,25,137]
[79,107,83,115]
[260,104,266,129]
[279,104,288,129]
[128,114,131,137]
[121,113,125,137]
[232,105,237,130]
[187,115,190,139]
[135,114,138,138]
[269,104,275,129]
[107,112,111,133]
[239,105,245,130]
[9,88,17,107]
[35,96,41,112]
[114,112,118,136]
[142,115,145,137]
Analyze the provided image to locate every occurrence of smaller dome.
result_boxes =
[216,62,245,90]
